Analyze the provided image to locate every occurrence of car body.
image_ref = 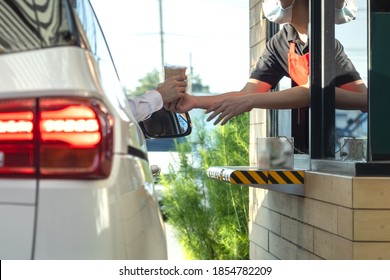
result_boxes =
[0,0,189,260]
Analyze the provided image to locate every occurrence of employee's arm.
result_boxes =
[205,78,367,125]
[167,79,271,112]
[336,79,367,111]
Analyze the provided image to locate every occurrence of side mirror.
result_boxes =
[150,164,161,177]
[139,108,192,138]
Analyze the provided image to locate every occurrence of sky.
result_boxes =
[90,0,249,93]
[335,0,367,83]
[90,0,367,93]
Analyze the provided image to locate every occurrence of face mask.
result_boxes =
[335,0,358,25]
[262,0,357,25]
[262,0,295,24]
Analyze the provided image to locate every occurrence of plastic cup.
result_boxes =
[164,65,187,80]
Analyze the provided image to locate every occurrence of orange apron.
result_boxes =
[288,42,310,86]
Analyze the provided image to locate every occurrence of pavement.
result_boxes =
[165,223,187,260]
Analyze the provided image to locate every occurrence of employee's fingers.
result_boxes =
[207,105,237,125]
[206,109,221,122]
[212,113,225,125]
[219,113,234,126]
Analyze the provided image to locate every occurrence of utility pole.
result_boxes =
[158,0,165,82]
[188,53,193,94]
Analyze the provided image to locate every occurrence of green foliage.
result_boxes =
[127,69,160,98]
[161,112,250,260]
[124,69,211,97]
[192,74,210,93]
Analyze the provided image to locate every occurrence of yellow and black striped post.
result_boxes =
[207,167,304,185]
[229,170,304,185]
[207,166,306,196]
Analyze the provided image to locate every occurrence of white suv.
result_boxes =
[0,0,190,259]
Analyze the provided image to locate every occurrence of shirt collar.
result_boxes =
[285,24,309,48]
[285,24,299,42]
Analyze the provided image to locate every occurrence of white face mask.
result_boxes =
[335,0,358,25]
[262,0,358,25]
[262,0,295,24]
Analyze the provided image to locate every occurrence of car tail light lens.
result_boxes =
[0,98,114,179]
[0,99,36,176]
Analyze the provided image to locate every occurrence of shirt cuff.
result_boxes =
[144,90,163,108]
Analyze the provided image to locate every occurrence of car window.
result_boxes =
[0,0,75,52]
[72,0,119,80]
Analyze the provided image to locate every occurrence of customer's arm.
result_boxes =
[128,90,164,122]
[129,74,187,122]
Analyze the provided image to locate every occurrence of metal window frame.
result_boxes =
[309,0,336,159]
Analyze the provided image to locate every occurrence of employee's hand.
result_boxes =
[165,93,195,113]
[156,74,187,104]
[205,95,253,125]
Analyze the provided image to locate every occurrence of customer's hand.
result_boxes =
[156,74,187,103]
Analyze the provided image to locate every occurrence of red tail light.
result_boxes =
[41,105,101,146]
[0,99,35,176]
[0,98,114,179]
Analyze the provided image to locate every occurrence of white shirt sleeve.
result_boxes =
[128,90,163,122]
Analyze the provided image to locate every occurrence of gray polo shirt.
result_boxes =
[250,24,362,88]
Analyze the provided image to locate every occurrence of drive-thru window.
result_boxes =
[208,0,390,260]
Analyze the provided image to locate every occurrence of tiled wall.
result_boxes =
[249,173,390,259]
[248,0,390,260]
[249,0,267,166]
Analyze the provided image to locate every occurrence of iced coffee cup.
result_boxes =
[164,64,187,80]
